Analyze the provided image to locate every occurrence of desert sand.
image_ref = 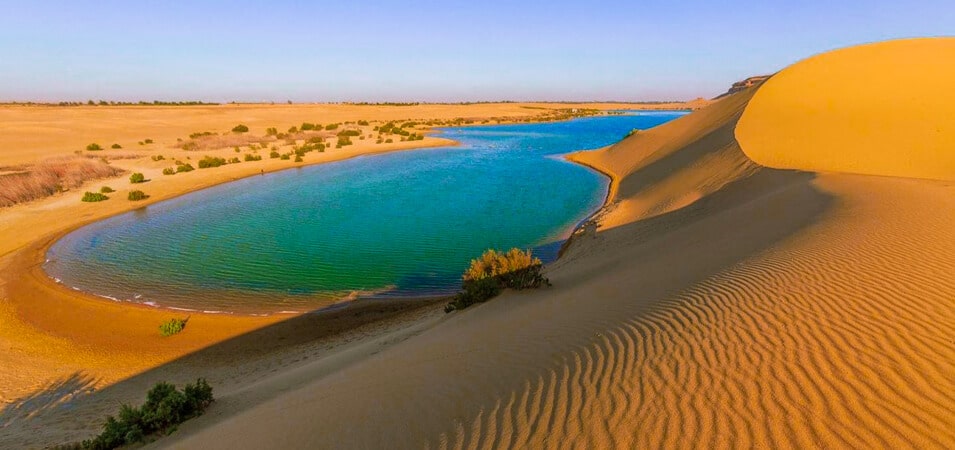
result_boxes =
[0,101,705,447]
[153,38,954,449]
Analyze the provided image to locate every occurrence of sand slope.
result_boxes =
[155,39,951,448]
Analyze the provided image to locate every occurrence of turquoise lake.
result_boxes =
[45,112,685,314]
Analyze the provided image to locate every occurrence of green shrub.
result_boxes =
[336,136,353,147]
[445,249,549,312]
[159,318,187,336]
[129,173,146,183]
[337,129,361,137]
[86,143,103,151]
[176,163,194,173]
[300,122,317,131]
[162,167,175,175]
[232,124,249,133]
[357,120,369,126]
[100,186,115,193]
[294,155,303,162]
[280,153,290,160]
[228,157,240,164]
[269,151,280,159]
[198,156,226,168]
[111,143,122,149]
[244,153,262,161]
[128,190,149,201]
[324,123,339,130]
[265,127,278,136]
[71,379,213,450]
[151,155,165,161]
[81,192,109,202]
[385,138,393,143]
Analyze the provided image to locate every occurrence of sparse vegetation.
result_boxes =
[228,157,240,164]
[176,163,194,173]
[445,249,549,312]
[86,143,103,151]
[159,318,187,336]
[162,167,175,175]
[324,123,339,130]
[111,144,122,149]
[144,139,153,144]
[294,155,303,162]
[244,153,262,162]
[129,172,146,183]
[59,379,212,449]
[128,190,148,201]
[269,151,280,159]
[232,124,249,133]
[0,156,122,207]
[81,191,109,202]
[100,186,114,193]
[151,155,165,161]
[336,136,353,148]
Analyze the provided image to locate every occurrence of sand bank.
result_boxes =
[160,38,954,449]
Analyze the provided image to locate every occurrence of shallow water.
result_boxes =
[45,112,685,313]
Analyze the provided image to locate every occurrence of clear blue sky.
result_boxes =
[0,1,951,102]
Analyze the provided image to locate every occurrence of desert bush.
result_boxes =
[160,318,187,336]
[151,155,165,161]
[198,156,226,169]
[162,167,175,175]
[324,123,339,130]
[81,191,109,202]
[294,155,303,162]
[189,131,216,139]
[280,154,290,160]
[357,120,369,126]
[307,136,324,144]
[232,124,249,133]
[445,248,549,312]
[244,153,262,161]
[129,173,145,183]
[128,190,148,201]
[300,122,317,131]
[265,127,278,136]
[337,129,361,137]
[385,138,393,143]
[144,139,153,144]
[111,144,122,149]
[228,157,240,164]
[86,143,103,151]
[0,156,122,207]
[336,136,353,147]
[100,186,114,193]
[176,163,194,173]
[181,141,199,151]
[68,379,213,450]
[269,151,280,159]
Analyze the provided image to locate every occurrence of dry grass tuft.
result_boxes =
[0,156,123,207]
[177,133,276,151]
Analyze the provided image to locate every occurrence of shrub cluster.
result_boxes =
[129,173,146,183]
[337,129,361,137]
[269,150,280,159]
[176,163,195,173]
[300,122,320,131]
[86,143,103,151]
[198,156,226,169]
[232,124,249,133]
[81,191,109,202]
[162,167,175,175]
[324,123,339,130]
[189,131,216,139]
[151,155,165,161]
[128,190,148,201]
[66,379,213,450]
[244,153,262,161]
[228,157,240,164]
[445,248,549,312]
[160,318,187,336]
[336,136,353,148]
[111,144,122,149]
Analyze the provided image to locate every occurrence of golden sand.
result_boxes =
[0,101,704,447]
[158,38,954,448]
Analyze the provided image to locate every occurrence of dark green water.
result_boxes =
[45,112,685,314]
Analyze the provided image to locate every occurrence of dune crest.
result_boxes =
[737,38,955,181]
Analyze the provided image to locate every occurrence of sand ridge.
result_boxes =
[161,38,955,449]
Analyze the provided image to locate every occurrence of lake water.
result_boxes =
[45,112,685,314]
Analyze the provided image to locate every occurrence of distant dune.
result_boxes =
[162,37,955,449]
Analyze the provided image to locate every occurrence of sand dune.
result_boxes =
[162,38,955,449]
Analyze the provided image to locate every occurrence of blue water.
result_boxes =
[45,112,685,313]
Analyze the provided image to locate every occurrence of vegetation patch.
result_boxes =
[445,248,549,312]
[110,144,122,149]
[198,156,226,169]
[86,143,103,151]
[162,167,175,175]
[99,186,114,193]
[55,379,213,449]
[128,190,149,201]
[232,124,249,133]
[159,317,187,336]
[81,191,109,202]
[0,156,122,207]
[129,172,146,183]
[176,163,194,173]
